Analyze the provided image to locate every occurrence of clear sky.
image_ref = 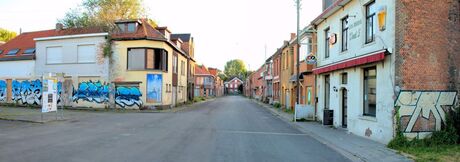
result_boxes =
[0,0,322,71]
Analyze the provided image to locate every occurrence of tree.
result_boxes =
[58,0,149,30]
[0,28,17,42]
[224,59,247,80]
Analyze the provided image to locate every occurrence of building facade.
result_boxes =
[194,65,214,97]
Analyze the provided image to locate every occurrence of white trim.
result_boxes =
[34,33,108,41]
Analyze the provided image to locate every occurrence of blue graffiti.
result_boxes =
[12,79,42,105]
[0,80,6,102]
[72,81,110,103]
[115,86,143,108]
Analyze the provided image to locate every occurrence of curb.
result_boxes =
[0,117,45,124]
[249,99,366,162]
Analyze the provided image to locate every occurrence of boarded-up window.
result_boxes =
[146,49,154,69]
[77,44,96,63]
[46,47,63,64]
[128,49,145,70]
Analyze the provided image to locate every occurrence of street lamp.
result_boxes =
[294,0,301,122]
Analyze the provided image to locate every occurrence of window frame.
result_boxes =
[324,27,330,59]
[341,73,348,84]
[341,16,349,52]
[127,47,169,71]
[363,66,377,117]
[365,1,376,44]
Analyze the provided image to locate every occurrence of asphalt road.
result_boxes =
[0,96,350,162]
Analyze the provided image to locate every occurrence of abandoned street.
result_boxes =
[0,96,349,162]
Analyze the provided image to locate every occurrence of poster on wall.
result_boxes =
[147,74,162,103]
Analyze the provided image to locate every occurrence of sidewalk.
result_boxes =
[251,99,412,162]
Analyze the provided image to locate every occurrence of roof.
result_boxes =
[225,77,243,84]
[111,19,188,58]
[311,0,351,25]
[171,34,191,42]
[207,67,220,76]
[0,27,104,61]
[195,65,213,76]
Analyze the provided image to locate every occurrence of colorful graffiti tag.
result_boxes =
[115,86,143,108]
[12,80,42,105]
[0,80,6,102]
[72,81,110,103]
[396,91,457,138]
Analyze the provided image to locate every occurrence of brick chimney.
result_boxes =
[290,33,296,41]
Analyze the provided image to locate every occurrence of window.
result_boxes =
[363,67,377,116]
[77,45,96,63]
[307,37,312,55]
[366,1,377,44]
[46,47,63,64]
[127,23,136,32]
[325,28,330,58]
[0,50,3,54]
[23,48,35,54]
[307,87,312,105]
[324,75,330,109]
[173,55,178,74]
[342,16,349,51]
[127,48,169,71]
[342,73,348,84]
[181,61,185,75]
[6,48,19,55]
[127,49,145,70]
[118,24,125,32]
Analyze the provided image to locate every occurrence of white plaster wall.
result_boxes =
[0,60,35,79]
[315,0,396,144]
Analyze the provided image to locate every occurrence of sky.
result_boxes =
[0,0,322,71]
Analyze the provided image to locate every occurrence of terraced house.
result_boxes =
[0,19,195,109]
[313,0,459,143]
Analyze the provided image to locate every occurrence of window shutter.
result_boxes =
[46,47,63,64]
[77,45,96,63]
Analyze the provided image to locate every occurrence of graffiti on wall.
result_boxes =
[72,80,110,104]
[396,91,457,136]
[12,80,42,105]
[0,80,6,102]
[146,74,162,103]
[115,86,142,108]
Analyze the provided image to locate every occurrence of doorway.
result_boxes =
[341,88,348,128]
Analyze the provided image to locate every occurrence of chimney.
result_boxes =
[290,33,296,41]
[56,23,64,31]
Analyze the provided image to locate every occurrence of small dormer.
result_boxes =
[156,27,171,40]
[171,38,183,49]
[115,19,142,33]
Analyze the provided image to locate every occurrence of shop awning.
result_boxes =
[313,50,388,75]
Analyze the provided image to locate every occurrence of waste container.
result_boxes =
[323,109,333,125]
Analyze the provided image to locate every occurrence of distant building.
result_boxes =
[194,65,214,97]
[226,77,243,95]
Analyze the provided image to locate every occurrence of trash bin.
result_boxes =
[323,109,333,125]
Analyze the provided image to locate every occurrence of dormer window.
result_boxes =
[23,48,36,55]
[6,48,19,55]
[0,50,3,54]
[116,20,139,33]
[127,23,136,32]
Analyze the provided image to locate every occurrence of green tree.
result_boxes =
[224,59,247,80]
[58,0,149,30]
[0,28,17,42]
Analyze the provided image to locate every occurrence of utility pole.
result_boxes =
[295,0,301,122]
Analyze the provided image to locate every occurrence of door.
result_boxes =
[342,88,348,128]
[285,90,290,109]
[172,86,177,107]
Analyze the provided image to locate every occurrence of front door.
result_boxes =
[342,89,348,128]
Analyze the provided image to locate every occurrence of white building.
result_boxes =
[313,0,396,143]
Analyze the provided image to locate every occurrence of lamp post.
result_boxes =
[295,0,301,122]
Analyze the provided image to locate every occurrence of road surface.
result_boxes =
[0,96,349,162]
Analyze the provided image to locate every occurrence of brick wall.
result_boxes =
[395,0,460,92]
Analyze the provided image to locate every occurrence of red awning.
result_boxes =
[313,50,387,74]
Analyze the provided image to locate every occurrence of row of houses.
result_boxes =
[0,18,224,109]
[245,0,460,144]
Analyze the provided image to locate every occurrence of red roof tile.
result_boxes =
[195,65,212,76]
[111,19,166,40]
[0,27,105,60]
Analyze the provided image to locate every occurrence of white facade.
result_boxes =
[315,0,396,144]
[0,60,35,79]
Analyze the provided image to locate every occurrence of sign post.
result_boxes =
[41,73,58,121]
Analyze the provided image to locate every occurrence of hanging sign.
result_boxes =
[306,54,317,65]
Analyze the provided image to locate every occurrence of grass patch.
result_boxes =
[273,103,281,109]
[396,145,460,162]
[283,108,294,114]
[388,106,460,162]
[193,96,206,102]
